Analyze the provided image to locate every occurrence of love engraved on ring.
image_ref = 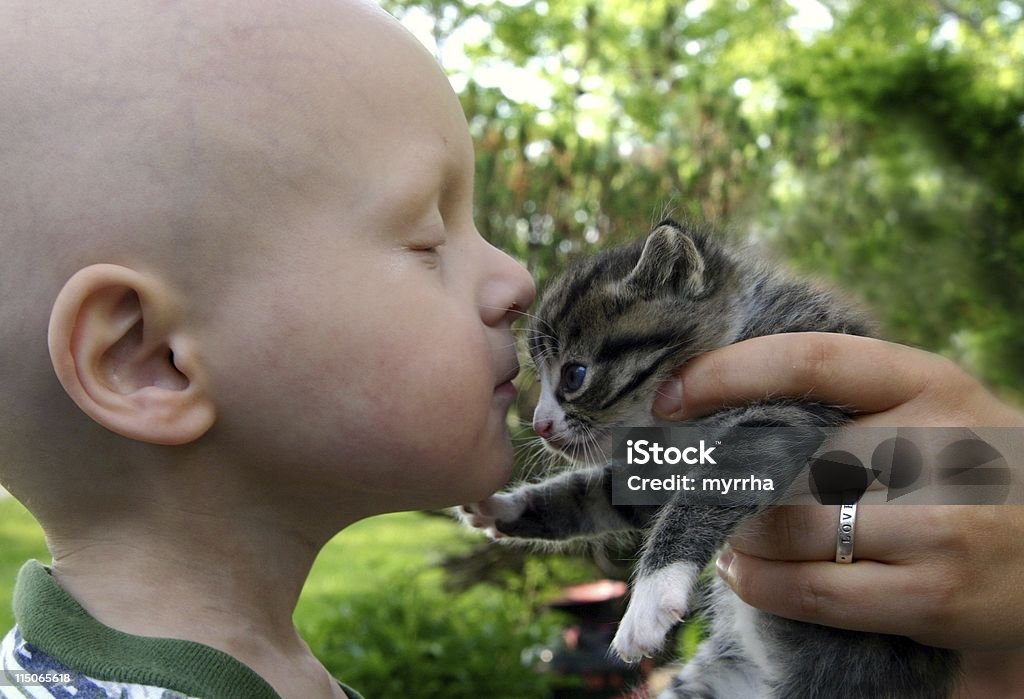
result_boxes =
[835,502,857,564]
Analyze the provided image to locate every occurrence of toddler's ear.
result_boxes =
[47,264,215,445]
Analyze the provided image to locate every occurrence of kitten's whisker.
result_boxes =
[591,430,608,465]
[477,303,557,337]
[532,347,558,364]
[577,426,593,466]
[491,342,523,354]
[528,344,558,363]
[578,422,608,466]
[521,439,556,482]
[581,435,595,469]
[533,447,556,482]
[524,332,559,348]
[546,445,564,473]
[524,326,559,341]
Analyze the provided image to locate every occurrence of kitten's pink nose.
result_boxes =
[534,420,554,439]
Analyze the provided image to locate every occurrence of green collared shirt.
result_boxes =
[3,560,364,699]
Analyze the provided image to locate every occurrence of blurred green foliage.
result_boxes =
[0,496,50,634]
[384,0,1024,399]
[296,513,598,697]
[302,558,574,698]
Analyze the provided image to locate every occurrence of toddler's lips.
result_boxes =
[494,380,518,400]
[495,364,520,388]
[494,365,520,401]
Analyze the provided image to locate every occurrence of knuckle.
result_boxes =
[776,506,813,557]
[922,506,974,555]
[738,509,788,559]
[726,564,756,602]
[737,507,823,561]
[935,356,971,386]
[917,506,952,544]
[923,357,976,402]
[793,574,826,619]
[793,335,838,390]
[704,351,729,399]
[916,564,964,627]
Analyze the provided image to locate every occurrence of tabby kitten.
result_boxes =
[464,220,959,699]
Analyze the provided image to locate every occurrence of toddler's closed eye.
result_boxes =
[409,241,444,253]
[405,239,446,268]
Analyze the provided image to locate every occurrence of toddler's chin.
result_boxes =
[467,440,516,503]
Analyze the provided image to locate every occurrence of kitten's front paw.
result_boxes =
[459,493,526,540]
[612,562,700,662]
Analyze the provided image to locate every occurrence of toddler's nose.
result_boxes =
[534,420,554,439]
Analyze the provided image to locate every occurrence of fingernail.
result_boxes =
[716,546,735,583]
[653,378,685,418]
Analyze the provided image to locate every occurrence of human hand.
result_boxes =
[652,332,1024,651]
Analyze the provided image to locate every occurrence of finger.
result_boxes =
[654,333,950,420]
[728,505,913,563]
[716,549,931,637]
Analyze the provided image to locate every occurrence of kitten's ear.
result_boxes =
[624,223,706,296]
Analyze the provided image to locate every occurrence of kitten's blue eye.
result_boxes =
[561,363,587,393]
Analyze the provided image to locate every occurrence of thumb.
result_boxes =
[653,376,686,419]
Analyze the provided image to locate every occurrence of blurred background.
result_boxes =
[383,0,1024,400]
[2,1,1021,697]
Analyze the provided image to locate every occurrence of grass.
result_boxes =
[296,510,483,616]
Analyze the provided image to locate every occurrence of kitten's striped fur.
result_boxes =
[465,220,959,698]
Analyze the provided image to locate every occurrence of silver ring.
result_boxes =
[835,501,858,564]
